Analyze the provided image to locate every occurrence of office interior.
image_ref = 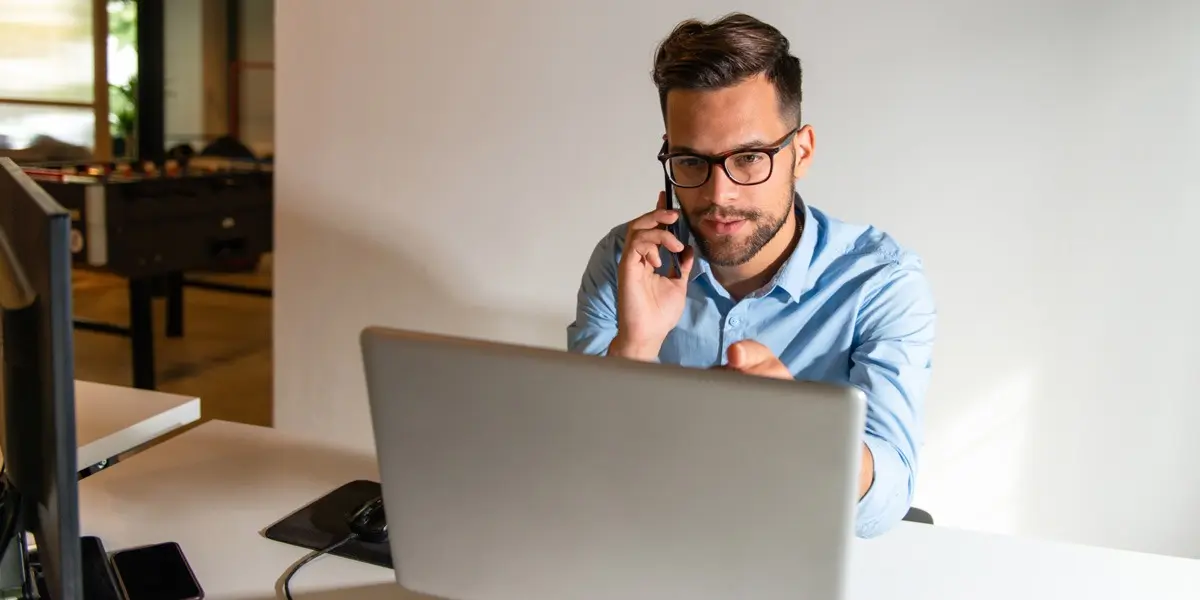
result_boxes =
[1,0,274,427]
[0,0,1197,598]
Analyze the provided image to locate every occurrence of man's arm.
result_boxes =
[850,260,937,539]
[567,230,622,356]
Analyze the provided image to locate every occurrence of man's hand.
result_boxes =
[609,191,695,361]
[724,339,876,499]
[725,340,793,380]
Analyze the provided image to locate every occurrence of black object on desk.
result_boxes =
[262,479,393,569]
[110,541,204,600]
[80,536,122,600]
[903,507,935,525]
[346,495,388,544]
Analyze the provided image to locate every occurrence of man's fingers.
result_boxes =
[640,247,663,269]
[668,244,695,279]
[628,228,685,255]
[656,190,666,210]
[727,342,750,369]
[725,340,793,380]
[675,245,695,280]
[727,339,774,368]
[628,208,680,232]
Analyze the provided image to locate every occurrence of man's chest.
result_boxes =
[659,283,863,382]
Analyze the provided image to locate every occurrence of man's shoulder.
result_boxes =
[809,206,936,335]
[602,222,630,247]
[585,221,639,266]
[578,222,630,280]
[811,205,924,274]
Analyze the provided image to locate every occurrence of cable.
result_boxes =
[282,533,357,600]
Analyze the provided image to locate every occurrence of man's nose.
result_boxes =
[704,163,740,206]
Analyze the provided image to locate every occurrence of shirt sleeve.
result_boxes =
[850,258,937,538]
[566,229,623,356]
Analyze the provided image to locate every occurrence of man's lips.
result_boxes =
[704,218,746,235]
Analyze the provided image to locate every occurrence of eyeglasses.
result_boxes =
[658,128,799,188]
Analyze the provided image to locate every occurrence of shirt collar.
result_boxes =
[688,193,817,303]
[771,195,818,302]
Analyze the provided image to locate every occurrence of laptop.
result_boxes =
[361,325,865,600]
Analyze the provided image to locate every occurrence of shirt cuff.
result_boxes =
[603,347,660,363]
[855,433,912,538]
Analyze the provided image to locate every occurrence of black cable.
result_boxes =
[282,533,357,600]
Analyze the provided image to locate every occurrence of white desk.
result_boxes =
[0,381,201,473]
[74,380,201,471]
[79,419,1200,600]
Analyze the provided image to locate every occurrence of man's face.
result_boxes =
[664,73,813,267]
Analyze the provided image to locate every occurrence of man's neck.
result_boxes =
[713,207,801,301]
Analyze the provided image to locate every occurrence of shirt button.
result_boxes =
[729,317,741,326]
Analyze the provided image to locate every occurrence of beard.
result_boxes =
[688,182,794,267]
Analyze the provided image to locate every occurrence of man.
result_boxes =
[566,13,936,539]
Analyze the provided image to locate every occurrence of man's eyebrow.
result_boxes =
[669,139,772,155]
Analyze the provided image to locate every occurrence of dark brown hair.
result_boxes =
[652,13,803,126]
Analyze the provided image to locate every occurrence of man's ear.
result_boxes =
[792,125,815,179]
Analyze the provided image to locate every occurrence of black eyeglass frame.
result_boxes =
[657,127,800,189]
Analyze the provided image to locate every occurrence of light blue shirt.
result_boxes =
[566,196,936,538]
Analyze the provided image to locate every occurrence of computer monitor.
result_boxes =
[0,157,81,599]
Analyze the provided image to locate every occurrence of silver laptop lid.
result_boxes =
[361,326,865,600]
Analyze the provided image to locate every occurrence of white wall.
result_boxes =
[275,0,1200,558]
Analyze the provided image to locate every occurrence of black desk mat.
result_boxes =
[262,479,393,569]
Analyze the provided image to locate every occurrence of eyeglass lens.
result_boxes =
[666,152,772,187]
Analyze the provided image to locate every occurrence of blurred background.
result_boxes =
[1,0,276,428]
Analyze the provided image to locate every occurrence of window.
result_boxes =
[0,104,95,150]
[0,0,105,155]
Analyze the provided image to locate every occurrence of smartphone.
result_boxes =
[80,536,122,600]
[663,165,689,275]
[110,542,204,600]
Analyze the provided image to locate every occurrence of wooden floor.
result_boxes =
[72,261,273,428]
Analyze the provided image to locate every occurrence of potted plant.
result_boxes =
[110,74,137,158]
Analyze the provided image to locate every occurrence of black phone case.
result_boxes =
[111,542,204,600]
[664,171,677,234]
[664,172,686,272]
[660,139,689,272]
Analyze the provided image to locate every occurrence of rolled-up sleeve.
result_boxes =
[850,258,937,538]
[566,229,623,356]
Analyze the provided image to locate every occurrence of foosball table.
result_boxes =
[23,157,273,390]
